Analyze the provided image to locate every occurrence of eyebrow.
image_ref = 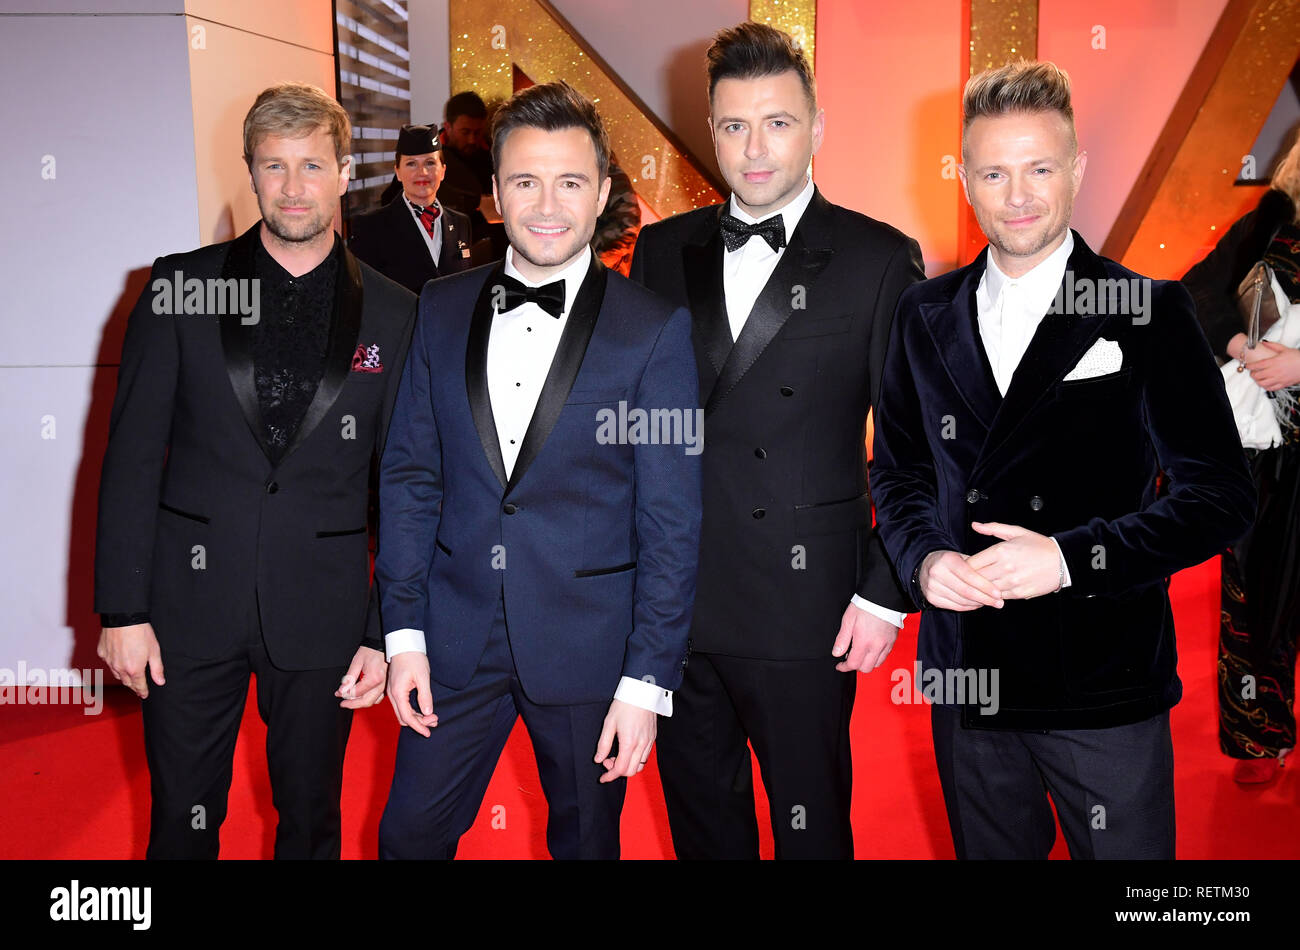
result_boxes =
[973,157,1061,172]
[715,111,801,125]
[502,171,592,182]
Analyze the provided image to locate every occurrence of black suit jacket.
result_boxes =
[94,223,418,670]
[629,187,925,659]
[347,198,482,295]
[871,231,1256,729]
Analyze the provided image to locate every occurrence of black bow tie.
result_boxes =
[719,212,786,252]
[496,274,566,318]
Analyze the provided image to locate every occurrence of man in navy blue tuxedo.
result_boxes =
[374,81,702,859]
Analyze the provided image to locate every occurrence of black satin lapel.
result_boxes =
[283,240,363,459]
[506,255,608,493]
[705,225,832,416]
[919,257,1001,433]
[976,233,1111,470]
[466,263,509,489]
[682,210,731,379]
[219,225,273,459]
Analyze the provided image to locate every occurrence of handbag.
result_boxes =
[1236,260,1282,346]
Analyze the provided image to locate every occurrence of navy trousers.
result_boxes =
[379,599,626,859]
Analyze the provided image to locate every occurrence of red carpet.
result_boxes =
[2,557,1296,859]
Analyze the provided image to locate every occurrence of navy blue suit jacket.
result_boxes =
[871,232,1255,730]
[376,254,702,705]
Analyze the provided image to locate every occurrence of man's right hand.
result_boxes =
[97,623,165,699]
[919,550,1004,611]
[386,651,438,737]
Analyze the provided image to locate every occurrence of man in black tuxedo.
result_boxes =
[629,22,924,859]
[376,81,701,860]
[870,61,1256,858]
[348,124,485,294]
[94,82,417,859]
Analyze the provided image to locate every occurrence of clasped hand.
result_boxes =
[918,522,1062,611]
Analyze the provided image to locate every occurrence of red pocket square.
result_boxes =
[352,343,383,373]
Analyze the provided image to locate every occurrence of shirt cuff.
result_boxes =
[1050,537,1073,589]
[614,675,673,716]
[385,628,427,661]
[849,594,907,627]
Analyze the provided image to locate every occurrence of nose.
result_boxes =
[1006,172,1031,208]
[535,181,559,217]
[743,127,766,162]
[282,168,305,197]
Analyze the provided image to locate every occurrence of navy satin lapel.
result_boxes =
[976,233,1111,472]
[507,255,608,494]
[705,198,833,416]
[682,207,731,382]
[282,240,363,459]
[219,225,274,459]
[919,252,1000,433]
[466,263,509,489]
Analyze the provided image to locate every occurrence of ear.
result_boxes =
[596,173,612,215]
[956,162,971,206]
[1071,149,1087,196]
[491,174,501,218]
[337,155,352,196]
[810,107,826,157]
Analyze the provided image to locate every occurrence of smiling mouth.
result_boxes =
[527,225,569,234]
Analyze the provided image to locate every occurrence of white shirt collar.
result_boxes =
[983,229,1075,307]
[727,175,815,247]
[503,244,592,315]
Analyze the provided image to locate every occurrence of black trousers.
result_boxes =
[141,613,353,859]
[931,703,1175,859]
[656,650,856,859]
[378,599,626,860]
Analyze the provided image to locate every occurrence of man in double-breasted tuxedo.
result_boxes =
[629,22,925,859]
[348,124,488,295]
[94,83,417,858]
[871,61,1256,859]
[376,81,701,860]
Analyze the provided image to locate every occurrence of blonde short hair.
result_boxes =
[962,60,1076,161]
[242,82,351,169]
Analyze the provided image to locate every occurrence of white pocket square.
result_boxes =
[1063,337,1122,381]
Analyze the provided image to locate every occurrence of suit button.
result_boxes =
[752,508,766,519]
[266,481,279,494]
[754,447,767,459]
[503,503,518,515]
[779,386,794,397]
[965,489,979,504]
[1030,495,1044,511]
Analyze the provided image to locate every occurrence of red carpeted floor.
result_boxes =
[2,557,1296,859]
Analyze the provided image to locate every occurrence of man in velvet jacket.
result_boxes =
[94,84,416,858]
[871,62,1255,859]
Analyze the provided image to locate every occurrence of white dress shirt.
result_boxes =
[974,230,1075,587]
[722,176,907,629]
[385,245,672,715]
[404,194,443,266]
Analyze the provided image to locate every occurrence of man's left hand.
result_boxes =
[594,699,656,783]
[336,645,388,708]
[831,602,899,673]
[966,522,1061,600]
